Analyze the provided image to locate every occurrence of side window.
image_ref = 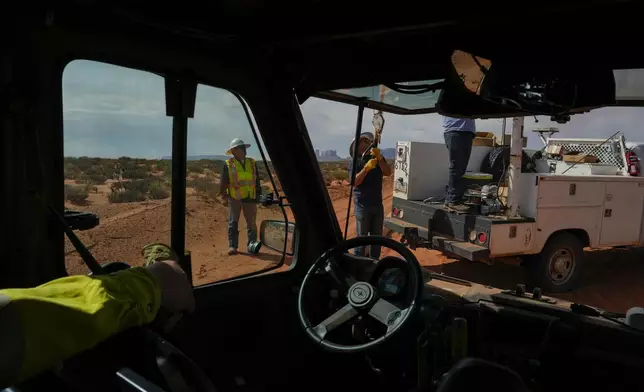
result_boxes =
[187,85,294,285]
[62,62,293,282]
[63,60,172,275]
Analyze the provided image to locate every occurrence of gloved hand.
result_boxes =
[364,158,378,172]
[370,147,382,161]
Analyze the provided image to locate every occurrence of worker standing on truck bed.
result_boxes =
[349,132,391,258]
[443,116,476,213]
[219,138,261,255]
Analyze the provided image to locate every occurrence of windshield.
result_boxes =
[614,69,644,101]
[316,80,443,114]
[301,96,644,316]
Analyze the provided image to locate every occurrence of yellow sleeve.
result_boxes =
[0,267,161,385]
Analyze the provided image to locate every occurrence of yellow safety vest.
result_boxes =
[226,157,257,200]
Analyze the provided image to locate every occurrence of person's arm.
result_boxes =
[0,269,160,387]
[255,161,261,201]
[0,257,192,388]
[353,167,369,187]
[370,148,391,176]
[352,159,378,187]
[219,163,229,197]
[378,157,391,176]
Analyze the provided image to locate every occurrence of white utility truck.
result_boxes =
[384,118,644,292]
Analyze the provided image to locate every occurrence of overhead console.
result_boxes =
[439,50,616,122]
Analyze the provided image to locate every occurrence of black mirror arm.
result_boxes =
[260,194,291,207]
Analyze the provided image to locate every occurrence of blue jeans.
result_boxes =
[354,204,384,259]
[228,199,258,249]
[444,131,475,204]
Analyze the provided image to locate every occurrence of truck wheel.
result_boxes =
[526,232,585,293]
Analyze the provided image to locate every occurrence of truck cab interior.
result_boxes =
[4,1,644,391]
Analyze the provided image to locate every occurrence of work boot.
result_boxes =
[444,203,472,214]
[142,243,179,266]
[228,247,238,255]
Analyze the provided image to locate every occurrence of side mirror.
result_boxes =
[260,220,296,256]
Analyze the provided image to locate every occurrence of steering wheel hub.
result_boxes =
[348,282,376,308]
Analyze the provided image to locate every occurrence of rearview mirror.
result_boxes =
[260,220,296,256]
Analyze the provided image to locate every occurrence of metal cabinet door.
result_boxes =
[599,182,644,246]
[393,142,410,196]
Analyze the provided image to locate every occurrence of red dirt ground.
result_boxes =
[66,177,644,313]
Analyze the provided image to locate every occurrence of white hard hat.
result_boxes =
[349,132,374,156]
[226,138,251,155]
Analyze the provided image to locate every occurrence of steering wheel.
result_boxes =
[298,236,425,353]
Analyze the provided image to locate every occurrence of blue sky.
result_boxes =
[63,60,644,159]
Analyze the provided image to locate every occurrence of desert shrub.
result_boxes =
[126,179,152,193]
[81,173,108,185]
[155,160,170,172]
[122,167,149,180]
[187,161,206,174]
[107,178,169,203]
[64,163,82,180]
[331,169,349,181]
[210,160,224,174]
[65,184,89,204]
[155,160,173,181]
[109,180,146,203]
[108,189,146,203]
[72,157,94,172]
[148,182,171,200]
[83,166,101,176]
[134,158,150,166]
[189,177,219,200]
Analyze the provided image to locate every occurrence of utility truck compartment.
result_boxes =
[393,141,493,201]
[388,172,644,258]
[386,136,644,260]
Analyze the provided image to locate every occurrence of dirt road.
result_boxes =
[66,177,644,313]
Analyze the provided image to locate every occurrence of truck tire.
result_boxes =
[525,232,585,293]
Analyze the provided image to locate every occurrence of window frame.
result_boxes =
[60,58,298,285]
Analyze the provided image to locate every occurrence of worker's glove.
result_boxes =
[364,158,378,172]
[370,147,382,161]
[142,243,178,266]
[220,193,229,207]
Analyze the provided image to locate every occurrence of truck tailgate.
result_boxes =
[384,217,490,261]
